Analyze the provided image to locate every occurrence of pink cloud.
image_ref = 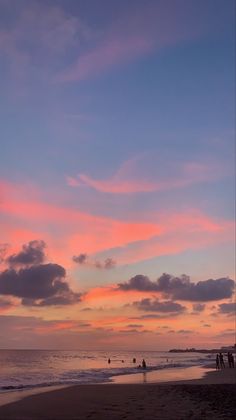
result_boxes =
[0,180,233,268]
[67,157,229,194]
[56,35,152,82]
[56,1,211,83]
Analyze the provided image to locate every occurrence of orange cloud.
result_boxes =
[0,180,233,269]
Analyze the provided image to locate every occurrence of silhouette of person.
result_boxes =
[108,358,111,364]
[219,353,225,368]
[227,352,231,368]
[133,358,136,364]
[230,353,234,368]
[216,354,220,370]
[142,359,147,369]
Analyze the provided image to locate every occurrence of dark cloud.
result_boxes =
[203,324,211,327]
[132,298,186,313]
[217,302,235,315]
[73,253,116,269]
[72,254,88,264]
[22,291,82,307]
[7,240,46,267]
[102,258,116,269]
[0,263,81,306]
[118,274,155,291]
[118,273,234,302]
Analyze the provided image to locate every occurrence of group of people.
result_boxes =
[108,357,147,369]
[216,352,235,369]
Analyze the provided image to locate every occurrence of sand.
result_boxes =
[0,368,235,419]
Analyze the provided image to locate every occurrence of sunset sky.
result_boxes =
[0,0,235,350]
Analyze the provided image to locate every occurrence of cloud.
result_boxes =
[118,274,156,291]
[7,240,46,267]
[21,289,82,307]
[67,158,227,195]
[118,273,235,302]
[0,1,90,93]
[72,253,88,264]
[126,324,143,328]
[177,330,193,334]
[73,253,116,269]
[1,180,233,267]
[57,34,152,83]
[192,303,205,312]
[217,302,235,315]
[0,297,13,313]
[56,0,222,83]
[132,298,186,313]
[0,240,82,306]
[0,243,9,264]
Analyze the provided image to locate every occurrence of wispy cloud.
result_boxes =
[56,0,214,83]
[67,156,229,194]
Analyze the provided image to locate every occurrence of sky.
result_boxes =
[0,0,235,350]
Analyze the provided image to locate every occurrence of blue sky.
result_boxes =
[0,0,235,349]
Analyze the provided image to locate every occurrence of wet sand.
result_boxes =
[0,368,235,419]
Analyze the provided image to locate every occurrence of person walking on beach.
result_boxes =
[108,358,111,364]
[142,359,147,369]
[216,354,220,370]
[219,352,225,368]
[228,352,234,368]
[230,353,234,368]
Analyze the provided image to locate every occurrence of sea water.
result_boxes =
[0,349,214,392]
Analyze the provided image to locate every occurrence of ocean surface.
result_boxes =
[0,349,214,392]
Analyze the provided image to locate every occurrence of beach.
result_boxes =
[0,368,235,419]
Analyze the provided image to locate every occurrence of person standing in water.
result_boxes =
[216,354,220,370]
[142,359,146,369]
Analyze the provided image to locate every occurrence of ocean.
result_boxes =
[0,349,215,392]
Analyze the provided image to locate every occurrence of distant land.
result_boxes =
[169,345,236,353]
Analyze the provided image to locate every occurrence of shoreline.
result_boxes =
[0,364,210,407]
[0,367,235,419]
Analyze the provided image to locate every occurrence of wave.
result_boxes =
[0,362,202,392]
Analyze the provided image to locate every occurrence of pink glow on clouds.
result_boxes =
[56,35,152,82]
[67,157,229,194]
[0,180,234,269]
[56,0,213,83]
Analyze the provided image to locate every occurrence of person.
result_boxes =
[227,352,231,368]
[108,358,111,364]
[142,359,146,369]
[230,353,234,368]
[219,352,225,368]
[216,353,220,370]
[133,357,136,364]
